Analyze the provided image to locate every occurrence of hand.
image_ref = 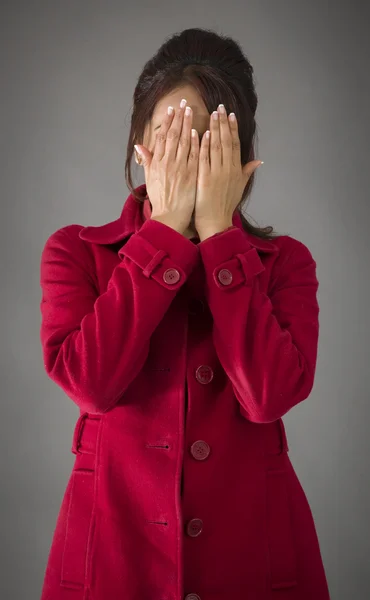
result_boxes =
[134,99,200,235]
[194,105,263,240]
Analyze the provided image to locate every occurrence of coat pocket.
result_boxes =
[60,414,101,590]
[266,468,298,590]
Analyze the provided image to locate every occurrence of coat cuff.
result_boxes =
[198,226,265,290]
[119,218,199,290]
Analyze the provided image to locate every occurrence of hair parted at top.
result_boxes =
[125,27,276,240]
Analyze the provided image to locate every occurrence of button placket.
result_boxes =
[195,365,214,384]
[186,518,203,537]
[190,440,210,461]
[188,297,205,315]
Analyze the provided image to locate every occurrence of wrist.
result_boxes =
[197,222,234,241]
[150,215,187,235]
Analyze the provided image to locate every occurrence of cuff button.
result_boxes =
[218,268,233,285]
[163,268,180,284]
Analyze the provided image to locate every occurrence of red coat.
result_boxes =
[39,184,330,600]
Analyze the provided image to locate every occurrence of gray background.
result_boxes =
[1,1,369,598]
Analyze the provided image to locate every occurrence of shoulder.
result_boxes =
[42,224,85,249]
[40,224,95,274]
[41,223,94,257]
[270,233,317,267]
[266,233,318,293]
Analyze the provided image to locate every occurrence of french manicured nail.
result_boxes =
[229,113,236,121]
[167,106,174,115]
[212,111,219,120]
[185,106,192,116]
[218,104,225,113]
[180,98,187,108]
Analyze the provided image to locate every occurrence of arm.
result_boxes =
[40,218,199,414]
[198,227,319,423]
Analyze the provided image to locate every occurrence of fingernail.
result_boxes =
[134,145,142,156]
[180,98,187,108]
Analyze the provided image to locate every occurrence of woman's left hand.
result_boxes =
[194,105,263,241]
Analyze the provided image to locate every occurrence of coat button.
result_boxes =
[218,268,233,285]
[186,518,203,537]
[185,595,201,600]
[195,365,213,384]
[190,440,211,461]
[163,268,180,284]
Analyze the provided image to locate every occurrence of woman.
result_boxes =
[39,27,330,600]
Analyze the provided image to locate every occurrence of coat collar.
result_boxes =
[79,183,278,253]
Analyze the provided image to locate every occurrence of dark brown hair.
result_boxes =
[125,27,276,240]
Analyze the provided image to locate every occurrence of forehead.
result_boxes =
[152,84,209,121]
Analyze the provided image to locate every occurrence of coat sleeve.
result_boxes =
[39,219,199,414]
[198,227,319,424]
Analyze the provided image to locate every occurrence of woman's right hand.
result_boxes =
[134,98,200,234]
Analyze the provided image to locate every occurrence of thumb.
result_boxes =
[242,160,264,180]
[134,144,152,169]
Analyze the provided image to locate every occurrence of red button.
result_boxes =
[186,518,203,537]
[195,365,213,384]
[218,268,233,285]
[185,595,201,600]
[163,268,180,285]
[190,440,210,461]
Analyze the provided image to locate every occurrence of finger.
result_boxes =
[188,128,200,176]
[134,144,152,176]
[210,110,222,170]
[153,105,175,162]
[176,104,193,163]
[165,98,187,161]
[199,129,210,175]
[228,112,241,167]
[217,104,232,166]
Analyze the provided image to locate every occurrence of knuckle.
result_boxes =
[188,149,197,161]
[178,135,190,148]
[167,128,179,141]
[156,132,166,145]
